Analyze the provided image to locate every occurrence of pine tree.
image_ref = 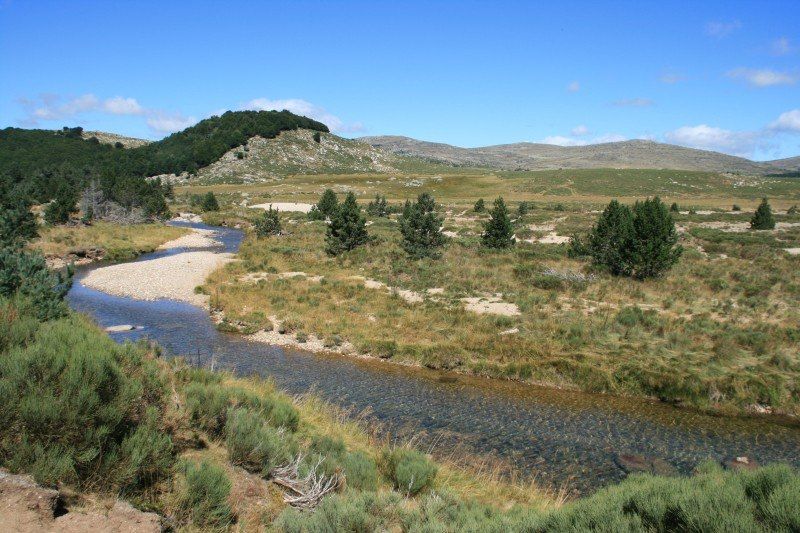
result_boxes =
[670,202,679,213]
[750,197,776,230]
[254,207,282,237]
[367,194,388,217]
[518,201,530,216]
[400,193,446,259]
[44,187,77,225]
[316,189,339,218]
[588,199,635,276]
[482,197,515,248]
[474,198,485,212]
[325,192,369,256]
[0,202,37,249]
[200,191,219,212]
[630,197,682,279]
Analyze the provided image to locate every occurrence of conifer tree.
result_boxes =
[630,197,682,279]
[400,193,446,259]
[474,198,485,212]
[750,197,776,230]
[254,207,282,237]
[325,192,369,255]
[481,197,515,248]
[316,189,339,218]
[518,201,530,216]
[588,199,635,276]
[367,194,388,217]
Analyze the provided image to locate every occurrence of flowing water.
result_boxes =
[67,222,800,495]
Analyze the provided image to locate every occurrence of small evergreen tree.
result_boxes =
[200,192,219,212]
[400,193,446,259]
[669,202,679,213]
[732,204,741,212]
[44,191,77,225]
[367,194,388,217]
[474,198,485,212]
[313,131,321,143]
[0,203,37,249]
[254,207,282,237]
[518,201,530,216]
[750,198,776,230]
[316,189,339,218]
[325,192,369,256]
[481,197,515,248]
[630,197,682,279]
[588,200,635,276]
[307,205,325,221]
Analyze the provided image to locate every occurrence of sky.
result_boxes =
[1,0,799,161]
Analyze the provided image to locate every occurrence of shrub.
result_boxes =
[367,194,388,217]
[43,187,78,225]
[325,192,369,256]
[750,197,776,230]
[732,204,741,211]
[629,197,682,279]
[307,205,325,220]
[481,197,515,248]
[383,448,437,495]
[254,207,282,237]
[224,407,294,474]
[235,151,244,159]
[567,233,590,258]
[173,460,233,530]
[343,451,379,491]
[316,189,339,218]
[787,205,798,215]
[518,201,530,215]
[0,248,73,320]
[184,382,232,436]
[400,192,446,259]
[0,201,37,249]
[473,198,485,212]
[670,202,679,213]
[0,314,171,489]
[588,199,635,276]
[313,131,321,143]
[200,191,219,212]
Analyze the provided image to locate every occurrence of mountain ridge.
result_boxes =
[358,135,794,174]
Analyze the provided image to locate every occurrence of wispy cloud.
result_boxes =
[771,37,795,56]
[540,132,626,147]
[570,124,589,136]
[18,93,194,134]
[659,71,685,84]
[769,109,800,132]
[665,125,762,157]
[241,97,364,133]
[566,81,580,93]
[705,20,741,38]
[727,68,798,87]
[612,98,654,107]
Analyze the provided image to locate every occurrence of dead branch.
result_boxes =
[271,454,344,509]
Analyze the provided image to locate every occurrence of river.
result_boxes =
[67,221,800,495]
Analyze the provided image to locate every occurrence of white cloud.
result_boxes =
[566,81,580,92]
[613,98,654,107]
[32,93,99,120]
[769,109,800,132]
[727,68,798,87]
[540,132,626,146]
[705,20,741,38]
[771,37,795,56]
[102,96,144,115]
[241,97,363,133]
[664,125,763,157]
[145,112,198,134]
[570,124,589,136]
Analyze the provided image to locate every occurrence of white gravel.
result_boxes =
[159,228,220,249]
[82,250,233,306]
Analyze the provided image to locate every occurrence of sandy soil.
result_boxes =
[785,248,800,256]
[82,250,233,306]
[158,227,219,249]
[461,295,521,316]
[250,202,314,213]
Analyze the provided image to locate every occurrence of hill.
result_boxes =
[82,130,150,148]
[766,156,800,171]
[190,129,404,184]
[358,136,789,174]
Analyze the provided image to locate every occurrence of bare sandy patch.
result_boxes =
[537,232,570,244]
[461,295,521,316]
[158,228,219,249]
[785,248,800,256]
[239,271,324,283]
[354,277,425,304]
[82,251,233,306]
[249,202,314,213]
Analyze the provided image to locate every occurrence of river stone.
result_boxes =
[105,325,137,333]
[722,456,759,471]
[614,453,678,476]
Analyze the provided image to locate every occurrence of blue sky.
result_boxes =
[1,0,798,160]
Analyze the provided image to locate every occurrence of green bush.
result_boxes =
[254,206,282,237]
[518,201,530,215]
[225,407,294,474]
[751,197,776,230]
[316,189,339,218]
[481,197,515,249]
[0,314,172,489]
[325,192,369,256]
[383,448,437,495]
[400,192,446,259]
[200,191,220,212]
[367,194,388,217]
[473,198,485,212]
[173,460,233,530]
[184,382,232,436]
[43,188,77,225]
[0,248,73,320]
[342,451,379,491]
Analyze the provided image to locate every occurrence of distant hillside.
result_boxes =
[192,129,402,184]
[766,156,800,171]
[359,136,790,174]
[82,130,150,148]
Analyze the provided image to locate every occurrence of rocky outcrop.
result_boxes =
[0,470,162,533]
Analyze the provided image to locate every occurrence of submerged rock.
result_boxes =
[614,453,677,477]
